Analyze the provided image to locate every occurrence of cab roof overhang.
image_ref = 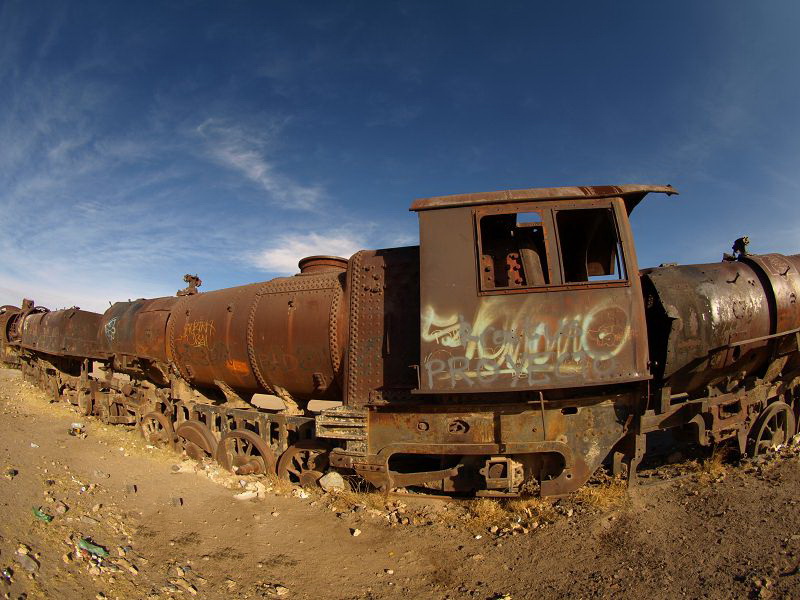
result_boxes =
[410,184,678,215]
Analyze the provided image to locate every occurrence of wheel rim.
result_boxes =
[277,441,330,487]
[751,402,796,456]
[215,430,275,475]
[175,421,218,461]
[140,412,175,449]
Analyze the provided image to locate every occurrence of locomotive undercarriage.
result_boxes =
[12,349,800,497]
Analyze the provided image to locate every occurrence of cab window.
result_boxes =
[555,208,626,283]
[478,210,550,290]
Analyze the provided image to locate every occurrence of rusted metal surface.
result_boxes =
[168,266,346,400]
[0,305,21,364]
[410,184,677,212]
[643,253,800,396]
[101,297,178,363]
[415,194,652,393]
[298,255,349,274]
[9,182,800,498]
[19,308,109,359]
[344,247,420,407]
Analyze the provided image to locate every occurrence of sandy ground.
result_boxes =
[1,367,800,600]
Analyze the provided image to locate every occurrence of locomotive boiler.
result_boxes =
[3,184,800,497]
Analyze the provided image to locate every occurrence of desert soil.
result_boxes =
[0,367,799,600]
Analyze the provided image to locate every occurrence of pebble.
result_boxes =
[319,471,346,492]
[351,528,361,537]
[385,569,394,575]
[172,577,197,595]
[233,491,257,501]
[118,558,138,575]
[15,554,39,573]
[54,502,69,515]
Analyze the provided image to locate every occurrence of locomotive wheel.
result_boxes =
[175,421,218,461]
[140,412,176,449]
[749,401,796,457]
[277,441,331,488]
[215,430,276,476]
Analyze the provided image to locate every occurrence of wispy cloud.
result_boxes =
[249,231,366,273]
[196,118,325,211]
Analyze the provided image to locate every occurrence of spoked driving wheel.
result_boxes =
[139,412,176,449]
[215,430,276,475]
[277,441,331,487]
[175,421,218,461]
[749,401,796,457]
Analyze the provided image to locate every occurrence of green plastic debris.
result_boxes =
[78,538,109,558]
[32,506,53,523]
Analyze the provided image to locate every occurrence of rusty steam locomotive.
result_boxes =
[3,184,799,497]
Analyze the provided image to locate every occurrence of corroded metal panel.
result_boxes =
[20,308,108,359]
[101,297,178,363]
[343,247,420,407]
[417,197,648,393]
[168,269,347,400]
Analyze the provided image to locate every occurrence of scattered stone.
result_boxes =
[54,502,68,515]
[81,515,100,525]
[30,443,38,449]
[117,558,138,575]
[385,569,394,575]
[14,554,38,573]
[170,497,184,507]
[319,471,346,492]
[351,528,361,537]
[171,577,197,595]
[62,553,72,563]
[271,511,280,517]
[4,468,18,480]
[292,488,309,499]
[233,491,257,501]
[262,584,289,597]
[125,484,138,494]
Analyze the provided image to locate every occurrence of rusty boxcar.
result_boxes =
[4,184,800,497]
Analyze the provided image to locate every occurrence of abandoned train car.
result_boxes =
[3,184,800,497]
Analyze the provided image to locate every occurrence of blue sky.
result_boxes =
[2,1,800,312]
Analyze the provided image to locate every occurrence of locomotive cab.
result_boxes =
[341,185,678,496]
[412,185,674,393]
